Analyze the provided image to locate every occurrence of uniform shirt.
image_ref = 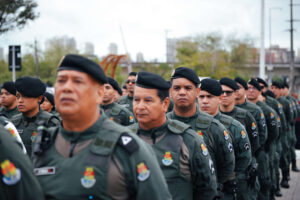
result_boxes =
[237,100,267,146]
[265,96,286,154]
[214,112,252,177]
[11,109,60,156]
[0,106,20,120]
[129,119,218,200]
[33,114,172,200]
[0,126,44,200]
[220,106,260,156]
[256,101,279,160]
[167,109,235,184]
[100,102,135,126]
[118,95,133,113]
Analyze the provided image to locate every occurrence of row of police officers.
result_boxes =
[0,54,299,200]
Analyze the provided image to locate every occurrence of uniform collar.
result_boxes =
[100,102,116,110]
[60,112,106,143]
[22,108,43,123]
[138,121,168,138]
[220,106,236,116]
[172,109,199,123]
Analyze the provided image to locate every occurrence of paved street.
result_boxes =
[277,150,300,200]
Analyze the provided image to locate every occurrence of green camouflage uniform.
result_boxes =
[286,95,299,164]
[220,106,260,200]
[11,109,60,156]
[0,125,44,200]
[166,109,235,190]
[215,112,252,200]
[256,101,279,200]
[118,95,133,113]
[100,102,135,126]
[277,96,294,180]
[33,114,172,200]
[128,119,218,200]
[265,96,286,193]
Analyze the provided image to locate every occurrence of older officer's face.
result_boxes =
[133,86,169,130]
[55,70,103,117]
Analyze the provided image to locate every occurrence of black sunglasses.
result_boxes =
[221,90,234,96]
[126,80,136,84]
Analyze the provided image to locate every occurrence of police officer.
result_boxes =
[100,77,135,126]
[130,71,217,200]
[258,78,286,197]
[0,125,44,200]
[247,78,279,200]
[41,92,55,113]
[219,77,260,199]
[283,81,300,172]
[235,77,268,152]
[33,54,171,200]
[270,81,293,188]
[11,77,60,156]
[118,72,137,112]
[198,78,252,200]
[167,67,235,194]
[0,81,20,119]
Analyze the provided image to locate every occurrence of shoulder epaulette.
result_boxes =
[10,113,22,126]
[219,114,233,129]
[195,115,211,129]
[111,105,122,115]
[167,119,190,134]
[236,108,247,118]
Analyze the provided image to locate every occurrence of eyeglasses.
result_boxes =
[126,80,136,84]
[221,90,234,96]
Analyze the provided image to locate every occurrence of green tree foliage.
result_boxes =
[176,33,255,79]
[0,0,38,34]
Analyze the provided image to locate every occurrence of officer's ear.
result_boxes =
[95,84,104,104]
[162,97,170,113]
[38,95,44,104]
[196,87,200,96]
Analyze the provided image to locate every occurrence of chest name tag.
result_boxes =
[34,167,56,176]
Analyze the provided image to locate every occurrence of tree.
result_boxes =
[175,33,255,79]
[0,0,38,34]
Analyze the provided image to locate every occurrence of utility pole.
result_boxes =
[288,0,300,92]
[259,0,265,79]
[34,39,39,78]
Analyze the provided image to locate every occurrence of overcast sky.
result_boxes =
[1,0,299,62]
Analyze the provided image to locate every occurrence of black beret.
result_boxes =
[234,77,248,90]
[219,77,240,91]
[283,80,289,89]
[15,76,46,97]
[2,81,16,95]
[271,81,283,89]
[128,72,137,76]
[171,67,200,86]
[264,90,276,98]
[248,78,261,91]
[136,71,170,90]
[256,77,268,87]
[107,77,121,93]
[200,78,222,96]
[57,54,107,84]
[44,92,55,106]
